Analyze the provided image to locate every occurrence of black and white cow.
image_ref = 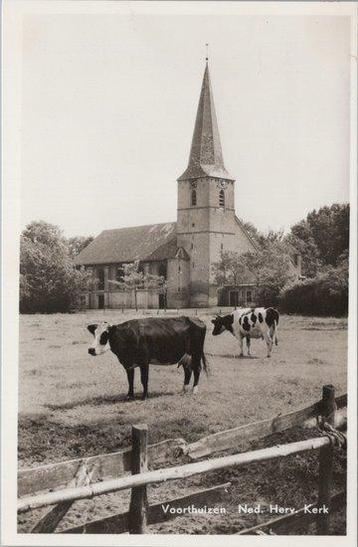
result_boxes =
[87,316,207,400]
[211,307,279,358]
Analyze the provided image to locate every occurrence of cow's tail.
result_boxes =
[273,308,279,346]
[274,319,279,345]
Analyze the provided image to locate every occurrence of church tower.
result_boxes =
[177,61,238,306]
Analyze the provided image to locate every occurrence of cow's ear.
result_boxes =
[87,324,97,335]
[211,319,216,324]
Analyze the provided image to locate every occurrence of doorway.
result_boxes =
[159,293,166,309]
[229,291,239,307]
[98,294,104,309]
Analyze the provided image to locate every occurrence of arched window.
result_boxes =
[219,189,225,208]
[191,189,197,206]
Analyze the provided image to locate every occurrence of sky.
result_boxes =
[20,8,351,238]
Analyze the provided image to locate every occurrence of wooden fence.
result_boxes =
[18,384,347,535]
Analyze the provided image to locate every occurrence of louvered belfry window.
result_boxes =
[219,189,225,208]
[191,189,197,206]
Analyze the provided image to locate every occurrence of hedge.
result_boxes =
[279,268,348,317]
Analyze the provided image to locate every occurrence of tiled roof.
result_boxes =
[145,236,179,261]
[178,63,234,182]
[74,222,177,266]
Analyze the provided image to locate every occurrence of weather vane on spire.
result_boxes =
[205,43,209,62]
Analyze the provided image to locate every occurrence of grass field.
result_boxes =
[18,310,348,534]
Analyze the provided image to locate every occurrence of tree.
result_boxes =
[243,242,296,306]
[289,203,349,272]
[211,251,249,289]
[213,242,296,307]
[22,220,66,249]
[108,261,167,310]
[20,221,91,313]
[286,231,321,278]
[67,235,94,259]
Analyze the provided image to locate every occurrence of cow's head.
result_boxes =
[211,314,234,336]
[87,322,112,356]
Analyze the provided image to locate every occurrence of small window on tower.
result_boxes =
[191,189,197,206]
[219,189,225,208]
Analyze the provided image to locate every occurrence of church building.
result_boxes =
[75,62,298,309]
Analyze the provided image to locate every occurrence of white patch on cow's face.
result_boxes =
[88,322,111,356]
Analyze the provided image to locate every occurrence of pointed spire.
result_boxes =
[178,62,234,181]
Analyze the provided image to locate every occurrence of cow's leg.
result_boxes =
[263,332,273,358]
[237,334,244,357]
[140,365,149,400]
[126,368,135,400]
[192,356,201,394]
[246,335,251,356]
[182,366,192,394]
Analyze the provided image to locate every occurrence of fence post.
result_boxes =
[317,384,336,535]
[128,424,148,534]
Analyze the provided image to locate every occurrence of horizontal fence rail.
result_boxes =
[183,393,347,459]
[18,435,336,514]
[18,437,186,498]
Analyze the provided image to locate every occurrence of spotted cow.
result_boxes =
[211,307,279,358]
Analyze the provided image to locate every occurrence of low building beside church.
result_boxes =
[75,62,301,309]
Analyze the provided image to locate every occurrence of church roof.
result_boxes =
[178,63,234,182]
[74,222,177,266]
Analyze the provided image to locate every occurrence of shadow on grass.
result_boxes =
[207,353,259,360]
[45,389,179,410]
[18,413,206,463]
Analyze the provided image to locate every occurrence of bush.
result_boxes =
[279,263,348,316]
